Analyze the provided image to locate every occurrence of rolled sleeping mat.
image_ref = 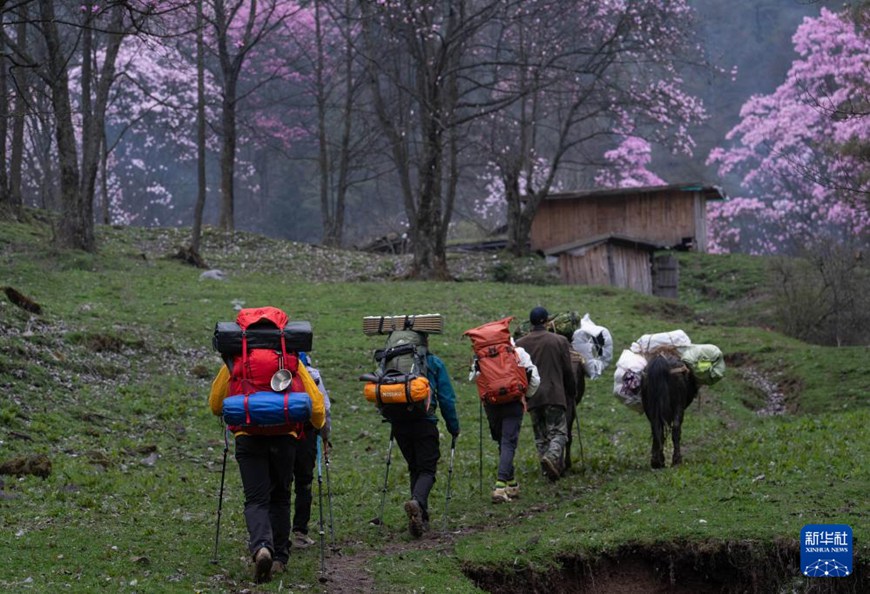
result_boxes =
[222,391,312,427]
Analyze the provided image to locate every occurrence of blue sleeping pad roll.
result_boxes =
[223,391,312,427]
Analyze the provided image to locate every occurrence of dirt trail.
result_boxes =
[315,526,476,593]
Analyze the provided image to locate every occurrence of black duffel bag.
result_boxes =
[213,320,313,355]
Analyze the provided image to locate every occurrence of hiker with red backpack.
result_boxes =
[464,317,540,503]
[209,307,326,584]
[515,306,576,481]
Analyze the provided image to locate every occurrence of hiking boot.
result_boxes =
[505,481,520,499]
[491,486,510,503]
[541,456,560,481]
[253,547,272,584]
[292,531,315,548]
[271,560,286,575]
[404,499,424,538]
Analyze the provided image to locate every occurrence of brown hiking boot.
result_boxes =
[271,560,286,575]
[292,530,315,548]
[404,500,424,538]
[254,547,272,584]
[541,456,560,481]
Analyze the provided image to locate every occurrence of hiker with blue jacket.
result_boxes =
[392,340,461,538]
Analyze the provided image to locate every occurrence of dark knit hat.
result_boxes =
[529,306,549,325]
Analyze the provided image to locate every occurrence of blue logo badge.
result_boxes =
[801,524,852,577]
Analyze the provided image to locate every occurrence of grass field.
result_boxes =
[0,216,866,593]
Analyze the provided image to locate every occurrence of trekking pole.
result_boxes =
[324,442,336,545]
[371,430,393,526]
[211,427,229,564]
[316,435,326,578]
[574,414,585,465]
[443,434,457,532]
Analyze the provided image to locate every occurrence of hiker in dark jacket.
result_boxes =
[516,306,576,481]
[392,347,461,538]
[290,353,332,551]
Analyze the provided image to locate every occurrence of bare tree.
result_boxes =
[358,1,509,279]
[204,0,297,232]
[3,1,171,250]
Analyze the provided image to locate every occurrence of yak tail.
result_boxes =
[643,355,675,441]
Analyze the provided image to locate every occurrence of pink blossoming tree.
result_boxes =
[707,7,869,254]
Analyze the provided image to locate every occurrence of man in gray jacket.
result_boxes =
[516,306,576,481]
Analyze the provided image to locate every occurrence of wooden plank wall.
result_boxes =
[531,190,700,252]
[558,244,653,294]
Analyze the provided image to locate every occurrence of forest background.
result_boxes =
[0,0,867,279]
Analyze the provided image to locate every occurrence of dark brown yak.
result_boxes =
[640,350,699,468]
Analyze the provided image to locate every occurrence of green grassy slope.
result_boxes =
[0,218,866,593]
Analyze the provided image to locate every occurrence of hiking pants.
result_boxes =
[292,427,317,535]
[393,420,440,520]
[529,404,568,467]
[484,400,524,483]
[235,435,297,565]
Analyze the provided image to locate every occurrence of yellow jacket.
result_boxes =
[208,363,326,436]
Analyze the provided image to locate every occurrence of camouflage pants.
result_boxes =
[529,405,568,467]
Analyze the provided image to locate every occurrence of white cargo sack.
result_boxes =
[571,313,614,380]
[630,329,691,355]
[612,349,648,413]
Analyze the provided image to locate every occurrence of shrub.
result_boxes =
[769,242,870,346]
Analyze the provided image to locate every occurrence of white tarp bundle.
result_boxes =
[612,349,648,413]
[630,329,691,355]
[571,313,614,380]
[613,330,726,411]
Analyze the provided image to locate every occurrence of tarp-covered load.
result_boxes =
[677,344,726,385]
[571,313,614,379]
[513,311,580,340]
[612,349,647,412]
[630,329,691,355]
[613,329,726,412]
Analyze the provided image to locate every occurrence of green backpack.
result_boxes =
[371,330,432,420]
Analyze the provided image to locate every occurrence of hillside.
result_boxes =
[0,217,867,593]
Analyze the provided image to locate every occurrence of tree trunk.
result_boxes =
[9,3,28,212]
[40,0,90,250]
[218,90,236,231]
[189,0,207,254]
[100,129,109,224]
[0,30,9,208]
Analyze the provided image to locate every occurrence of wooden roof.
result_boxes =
[544,233,668,256]
[543,183,726,203]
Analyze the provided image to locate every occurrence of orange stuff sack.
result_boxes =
[364,376,431,405]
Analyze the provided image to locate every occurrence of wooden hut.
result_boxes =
[530,183,724,254]
[544,234,668,295]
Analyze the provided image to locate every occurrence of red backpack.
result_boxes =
[464,317,528,405]
[226,306,307,435]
